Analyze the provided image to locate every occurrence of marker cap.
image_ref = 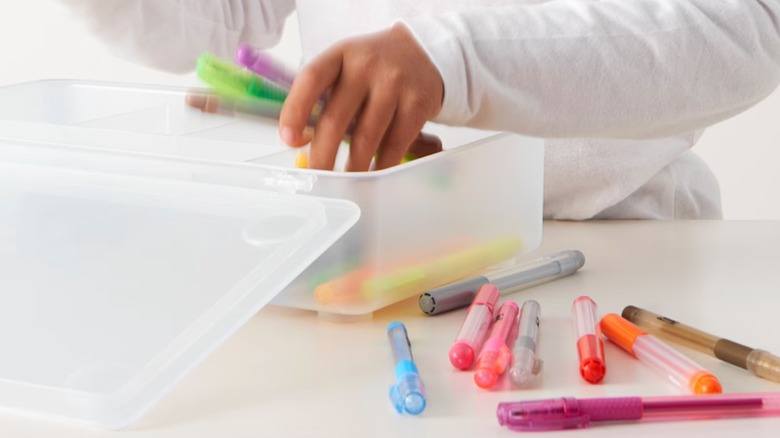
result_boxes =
[600,313,646,356]
[474,367,499,389]
[577,335,606,383]
[690,371,723,394]
[449,343,476,370]
[235,44,260,70]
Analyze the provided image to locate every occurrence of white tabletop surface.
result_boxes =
[3,220,780,437]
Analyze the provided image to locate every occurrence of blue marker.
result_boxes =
[387,322,426,415]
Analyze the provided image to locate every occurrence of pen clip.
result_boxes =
[499,398,591,431]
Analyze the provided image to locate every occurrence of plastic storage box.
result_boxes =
[0,80,543,427]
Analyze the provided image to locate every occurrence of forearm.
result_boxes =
[56,0,295,73]
[404,0,780,138]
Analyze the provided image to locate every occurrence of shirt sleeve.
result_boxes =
[55,0,296,73]
[402,0,780,139]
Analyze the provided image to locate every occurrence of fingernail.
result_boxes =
[280,126,296,145]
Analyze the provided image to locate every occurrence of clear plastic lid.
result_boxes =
[0,138,359,428]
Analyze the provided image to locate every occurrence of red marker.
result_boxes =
[572,296,606,383]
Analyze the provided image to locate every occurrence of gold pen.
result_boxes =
[622,305,780,384]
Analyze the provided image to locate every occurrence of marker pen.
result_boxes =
[449,284,501,370]
[236,43,297,89]
[387,322,426,415]
[475,301,520,389]
[196,53,288,103]
[572,296,606,384]
[498,392,780,431]
[419,250,585,316]
[600,313,722,394]
[623,305,780,384]
[509,300,543,387]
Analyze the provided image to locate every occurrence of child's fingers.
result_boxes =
[375,104,428,170]
[345,89,398,172]
[280,49,344,147]
[407,132,443,158]
[309,81,366,170]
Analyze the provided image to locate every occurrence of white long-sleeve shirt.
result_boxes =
[58,0,780,219]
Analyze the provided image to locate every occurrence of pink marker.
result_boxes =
[474,301,520,389]
[498,392,780,431]
[449,284,501,370]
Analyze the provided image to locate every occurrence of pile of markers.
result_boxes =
[195,45,311,168]
[195,47,439,170]
[387,249,780,431]
[190,48,780,431]
[447,291,723,393]
[196,45,294,116]
[450,286,539,389]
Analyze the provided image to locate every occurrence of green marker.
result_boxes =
[196,53,288,104]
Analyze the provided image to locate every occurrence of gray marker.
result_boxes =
[418,250,585,315]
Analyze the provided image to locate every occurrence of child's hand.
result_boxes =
[279,23,444,171]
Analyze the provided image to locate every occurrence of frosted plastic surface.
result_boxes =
[0,80,543,319]
[0,137,359,428]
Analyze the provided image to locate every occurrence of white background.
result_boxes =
[1,1,778,219]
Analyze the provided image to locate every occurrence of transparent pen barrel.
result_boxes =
[747,350,780,383]
[622,306,719,354]
[634,335,721,394]
[388,324,413,365]
[510,345,542,386]
[573,297,599,338]
[641,393,780,419]
[510,300,542,386]
[454,305,493,347]
[516,300,541,341]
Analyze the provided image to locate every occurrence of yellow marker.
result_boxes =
[295,151,415,170]
[400,153,418,164]
[295,151,309,168]
[315,237,522,306]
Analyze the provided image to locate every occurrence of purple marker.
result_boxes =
[236,44,296,89]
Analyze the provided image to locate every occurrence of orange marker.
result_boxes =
[313,265,374,305]
[572,296,606,383]
[600,314,722,394]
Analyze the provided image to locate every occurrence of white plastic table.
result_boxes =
[2,220,779,437]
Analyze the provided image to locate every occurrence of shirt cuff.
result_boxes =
[397,17,471,125]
